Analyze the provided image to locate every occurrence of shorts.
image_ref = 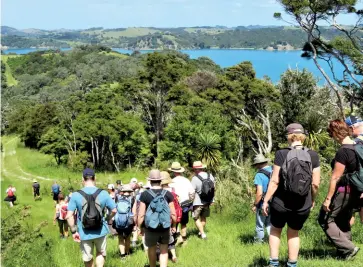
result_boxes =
[53,193,59,201]
[115,226,133,238]
[80,236,107,262]
[180,210,190,225]
[34,189,40,197]
[270,204,310,231]
[144,228,170,247]
[192,205,210,220]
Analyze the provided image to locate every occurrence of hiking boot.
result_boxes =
[346,247,360,260]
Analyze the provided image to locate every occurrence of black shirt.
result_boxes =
[331,145,359,187]
[272,148,320,211]
[32,183,40,189]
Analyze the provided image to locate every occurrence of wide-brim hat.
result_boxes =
[168,162,185,173]
[107,184,115,190]
[192,161,206,169]
[121,184,134,192]
[252,154,269,165]
[147,169,163,181]
[33,179,37,183]
[160,171,173,185]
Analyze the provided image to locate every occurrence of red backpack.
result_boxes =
[171,188,182,223]
[7,189,14,197]
[60,204,68,220]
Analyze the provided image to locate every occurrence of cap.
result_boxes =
[83,168,95,177]
[286,123,304,134]
[345,115,362,127]
[130,178,138,183]
[107,184,115,190]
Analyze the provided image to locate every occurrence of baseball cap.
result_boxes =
[345,115,362,127]
[286,123,304,134]
[83,168,95,177]
[107,184,115,190]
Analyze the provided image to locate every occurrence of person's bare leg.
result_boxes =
[84,259,94,267]
[195,218,204,235]
[147,246,157,267]
[269,226,283,259]
[201,217,207,228]
[64,222,69,237]
[287,227,300,262]
[95,253,105,267]
[170,248,177,261]
[350,215,355,227]
[159,244,169,267]
[118,235,125,255]
[125,236,131,254]
[181,224,187,238]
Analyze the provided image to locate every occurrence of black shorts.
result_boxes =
[270,204,310,231]
[180,210,190,225]
[34,189,40,197]
[53,193,59,201]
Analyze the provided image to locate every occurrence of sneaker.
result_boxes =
[131,241,137,248]
[346,247,360,260]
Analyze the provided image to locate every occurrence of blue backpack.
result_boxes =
[114,196,133,229]
[145,190,171,230]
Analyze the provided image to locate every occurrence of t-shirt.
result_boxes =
[254,166,272,194]
[272,148,320,211]
[51,184,60,194]
[170,176,195,204]
[68,186,116,241]
[56,202,68,220]
[191,172,215,206]
[331,145,359,186]
[6,188,16,196]
[32,183,40,189]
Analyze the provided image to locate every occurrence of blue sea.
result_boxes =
[2,48,345,84]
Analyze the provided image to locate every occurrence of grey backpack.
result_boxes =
[281,146,313,197]
[78,189,104,230]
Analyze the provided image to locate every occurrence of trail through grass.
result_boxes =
[1,55,18,86]
[2,136,363,266]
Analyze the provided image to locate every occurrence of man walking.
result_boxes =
[51,181,61,205]
[32,179,41,200]
[346,115,363,143]
[191,161,215,240]
[251,154,272,243]
[168,162,195,244]
[67,168,117,267]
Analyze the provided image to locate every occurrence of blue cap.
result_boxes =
[83,168,95,177]
[345,115,362,127]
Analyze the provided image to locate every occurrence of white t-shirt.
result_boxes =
[170,176,195,204]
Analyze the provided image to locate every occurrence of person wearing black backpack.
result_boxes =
[66,168,117,267]
[191,161,215,240]
[262,123,321,267]
[318,120,361,260]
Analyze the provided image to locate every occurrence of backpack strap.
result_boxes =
[197,173,209,182]
[92,189,103,199]
[258,168,271,179]
[161,189,167,198]
[147,189,157,198]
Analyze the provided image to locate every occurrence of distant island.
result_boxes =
[0,25,354,51]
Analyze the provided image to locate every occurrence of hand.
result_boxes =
[311,201,315,211]
[252,205,257,213]
[171,226,177,234]
[262,202,269,216]
[323,198,331,212]
[72,232,81,243]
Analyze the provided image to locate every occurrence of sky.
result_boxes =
[1,0,360,30]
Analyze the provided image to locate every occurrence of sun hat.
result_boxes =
[252,154,269,165]
[116,180,122,185]
[168,162,185,173]
[107,184,115,190]
[83,168,95,177]
[143,181,151,189]
[33,179,37,183]
[130,178,138,183]
[286,123,305,134]
[160,171,173,185]
[147,169,163,181]
[121,184,134,192]
[138,182,144,187]
[345,115,362,127]
[192,161,206,169]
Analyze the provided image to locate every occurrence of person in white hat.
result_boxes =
[32,179,40,200]
[191,161,215,240]
[251,154,272,243]
[168,161,195,245]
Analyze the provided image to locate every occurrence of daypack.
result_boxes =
[145,190,171,229]
[7,189,14,197]
[52,185,60,194]
[171,188,182,223]
[281,147,312,197]
[78,189,103,230]
[60,204,68,220]
[114,196,134,229]
[258,168,272,180]
[344,143,363,192]
[197,173,215,203]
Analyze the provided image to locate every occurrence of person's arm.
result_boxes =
[169,201,177,233]
[188,181,196,201]
[132,201,138,226]
[311,167,321,208]
[53,205,59,224]
[262,165,280,216]
[66,196,80,242]
[323,162,346,212]
[253,185,263,210]
[105,194,117,223]
[137,202,146,229]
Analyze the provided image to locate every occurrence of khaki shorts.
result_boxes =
[192,205,210,220]
[144,228,170,247]
[80,236,107,262]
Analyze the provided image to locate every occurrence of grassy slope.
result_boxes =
[1,55,18,86]
[83,28,159,38]
[2,136,363,266]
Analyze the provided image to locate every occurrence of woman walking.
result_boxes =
[53,194,69,238]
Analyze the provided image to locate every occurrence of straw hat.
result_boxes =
[121,184,134,192]
[192,161,206,169]
[130,178,138,183]
[168,162,185,173]
[160,171,173,186]
[252,154,269,166]
[33,179,37,183]
[147,169,163,181]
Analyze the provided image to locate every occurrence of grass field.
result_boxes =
[1,55,18,86]
[2,136,363,266]
[82,28,159,38]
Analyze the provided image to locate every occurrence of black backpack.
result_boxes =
[197,173,215,203]
[257,169,272,180]
[281,147,313,197]
[343,143,363,192]
[78,189,103,230]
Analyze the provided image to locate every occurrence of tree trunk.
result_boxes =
[109,144,119,173]
[91,137,95,167]
[94,139,99,167]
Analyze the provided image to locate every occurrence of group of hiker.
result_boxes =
[252,116,363,267]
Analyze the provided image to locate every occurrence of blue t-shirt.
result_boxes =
[51,184,60,194]
[68,186,116,241]
[253,166,272,193]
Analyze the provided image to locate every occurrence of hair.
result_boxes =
[58,194,65,201]
[150,181,161,186]
[287,133,306,143]
[255,162,268,169]
[83,175,95,181]
[328,119,351,141]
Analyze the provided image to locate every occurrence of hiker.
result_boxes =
[135,181,151,252]
[32,179,41,200]
[168,161,195,245]
[251,154,272,243]
[191,161,215,240]
[4,185,16,207]
[51,181,61,205]
[115,180,123,199]
[161,171,179,263]
[138,170,177,267]
[107,184,118,236]
[66,168,117,267]
[318,120,361,260]
[113,184,135,260]
[54,193,69,239]
[262,123,320,267]
[107,184,116,201]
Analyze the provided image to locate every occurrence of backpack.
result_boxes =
[7,189,14,197]
[281,147,313,197]
[197,173,215,203]
[52,185,59,194]
[145,190,171,230]
[78,189,103,230]
[114,196,134,229]
[171,188,182,223]
[344,143,363,192]
[60,204,68,220]
[257,169,272,180]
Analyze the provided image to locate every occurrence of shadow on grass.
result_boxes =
[247,256,269,267]
[238,233,255,244]
[187,228,200,238]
